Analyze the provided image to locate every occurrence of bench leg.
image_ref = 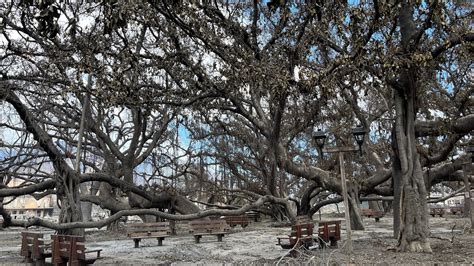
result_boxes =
[217,234,223,242]
[69,259,85,266]
[319,238,327,249]
[330,238,338,248]
[134,239,141,248]
[194,235,201,244]
[157,237,164,246]
[34,258,45,266]
[375,217,380,222]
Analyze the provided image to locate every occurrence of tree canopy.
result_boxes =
[1,0,473,252]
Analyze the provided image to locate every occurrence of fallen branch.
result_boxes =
[429,235,452,242]
[6,194,291,230]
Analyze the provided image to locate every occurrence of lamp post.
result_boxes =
[467,145,474,163]
[312,125,367,253]
[463,145,474,226]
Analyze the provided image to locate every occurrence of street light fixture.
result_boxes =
[312,125,367,156]
[311,124,368,253]
[312,129,327,155]
[352,125,367,156]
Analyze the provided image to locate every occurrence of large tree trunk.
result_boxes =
[98,182,123,231]
[57,174,84,235]
[81,181,100,221]
[393,77,431,252]
[80,183,92,222]
[392,146,402,238]
[391,0,432,252]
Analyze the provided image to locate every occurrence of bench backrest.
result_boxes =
[361,209,383,216]
[224,215,249,223]
[189,219,230,233]
[245,211,261,218]
[295,215,312,224]
[429,208,445,214]
[290,223,314,238]
[126,222,171,235]
[21,232,49,259]
[318,221,341,240]
[361,209,373,216]
[51,235,88,263]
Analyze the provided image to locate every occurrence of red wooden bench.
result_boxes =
[126,222,171,248]
[361,208,384,222]
[450,205,464,215]
[318,220,341,248]
[51,235,102,266]
[189,219,231,243]
[224,215,249,228]
[277,223,314,249]
[245,211,262,222]
[429,207,445,217]
[21,232,52,264]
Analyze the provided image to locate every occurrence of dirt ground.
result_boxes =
[1,214,473,265]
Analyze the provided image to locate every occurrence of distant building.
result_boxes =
[445,195,464,206]
[4,178,58,220]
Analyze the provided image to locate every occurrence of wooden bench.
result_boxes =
[277,223,314,249]
[361,208,384,222]
[224,215,249,228]
[21,232,52,264]
[126,222,171,248]
[450,205,464,215]
[245,211,262,222]
[51,235,102,266]
[318,220,341,248]
[429,207,445,217]
[189,219,231,243]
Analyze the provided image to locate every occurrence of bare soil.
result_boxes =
[1,214,473,265]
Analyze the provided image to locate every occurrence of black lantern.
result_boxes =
[467,145,474,163]
[352,125,367,155]
[313,129,327,156]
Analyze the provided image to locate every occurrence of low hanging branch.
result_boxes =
[427,186,465,204]
[5,195,293,230]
